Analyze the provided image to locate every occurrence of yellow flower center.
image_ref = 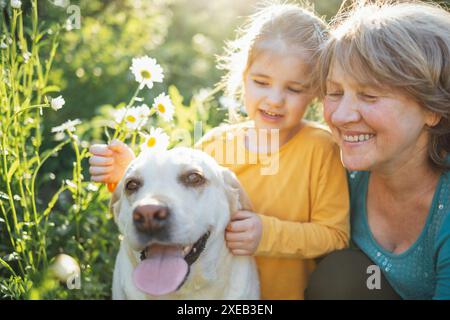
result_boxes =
[157,103,166,114]
[126,115,136,123]
[141,70,151,79]
[147,137,156,147]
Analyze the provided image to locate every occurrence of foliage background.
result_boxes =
[1,0,449,299]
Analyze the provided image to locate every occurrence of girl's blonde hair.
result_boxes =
[318,0,450,170]
[218,1,328,121]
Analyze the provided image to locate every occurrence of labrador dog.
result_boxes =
[110,147,260,299]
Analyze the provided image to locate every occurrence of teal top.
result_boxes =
[349,162,450,300]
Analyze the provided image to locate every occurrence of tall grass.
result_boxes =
[0,1,101,299]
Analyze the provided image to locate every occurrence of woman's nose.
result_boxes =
[331,95,361,126]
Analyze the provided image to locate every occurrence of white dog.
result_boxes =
[110,147,260,299]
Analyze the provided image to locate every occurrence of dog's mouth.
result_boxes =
[133,231,210,296]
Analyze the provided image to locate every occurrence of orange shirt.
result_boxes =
[196,121,350,299]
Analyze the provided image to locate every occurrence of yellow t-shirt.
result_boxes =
[196,121,350,299]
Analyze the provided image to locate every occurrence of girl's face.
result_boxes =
[323,63,438,173]
[243,48,314,143]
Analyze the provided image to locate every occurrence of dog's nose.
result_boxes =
[133,204,169,233]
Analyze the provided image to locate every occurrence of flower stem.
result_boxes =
[111,85,142,141]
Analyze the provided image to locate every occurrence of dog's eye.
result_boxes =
[181,172,206,187]
[125,179,141,192]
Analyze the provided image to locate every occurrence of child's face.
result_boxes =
[243,48,314,139]
[323,63,437,173]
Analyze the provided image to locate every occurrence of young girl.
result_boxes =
[89,3,350,300]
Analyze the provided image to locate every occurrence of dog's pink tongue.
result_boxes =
[133,245,188,296]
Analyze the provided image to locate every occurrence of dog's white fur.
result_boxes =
[110,147,260,299]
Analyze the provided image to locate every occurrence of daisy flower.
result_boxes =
[135,104,151,126]
[51,119,81,133]
[114,107,142,130]
[10,0,21,9]
[140,127,169,153]
[50,95,65,111]
[130,56,164,89]
[152,92,174,122]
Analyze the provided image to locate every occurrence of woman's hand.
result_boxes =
[89,139,135,185]
[225,210,262,256]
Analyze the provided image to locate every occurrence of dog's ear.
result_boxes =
[222,168,253,213]
[109,180,123,223]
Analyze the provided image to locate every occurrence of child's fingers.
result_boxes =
[230,249,250,256]
[225,231,248,242]
[89,145,113,157]
[91,174,111,183]
[230,210,254,220]
[108,139,127,152]
[227,219,250,232]
[89,155,114,166]
[226,240,245,250]
[89,166,113,176]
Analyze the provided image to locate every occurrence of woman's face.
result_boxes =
[323,63,437,173]
[243,47,314,144]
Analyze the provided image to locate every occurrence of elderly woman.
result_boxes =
[305,1,450,300]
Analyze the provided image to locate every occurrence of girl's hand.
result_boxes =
[89,139,135,185]
[225,210,262,256]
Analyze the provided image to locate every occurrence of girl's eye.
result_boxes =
[252,79,269,86]
[326,92,343,99]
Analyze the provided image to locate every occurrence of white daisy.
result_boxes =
[0,41,7,49]
[130,56,164,89]
[50,95,65,111]
[51,119,81,133]
[114,107,143,130]
[140,127,169,153]
[152,92,174,122]
[10,0,21,9]
[135,104,151,126]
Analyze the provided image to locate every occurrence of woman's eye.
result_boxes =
[288,87,303,94]
[360,93,378,102]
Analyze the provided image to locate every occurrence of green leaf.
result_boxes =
[0,258,16,277]
[7,160,19,181]
[41,85,61,95]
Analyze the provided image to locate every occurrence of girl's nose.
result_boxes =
[266,88,284,108]
[331,95,361,126]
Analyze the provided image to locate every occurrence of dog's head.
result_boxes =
[110,147,251,296]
